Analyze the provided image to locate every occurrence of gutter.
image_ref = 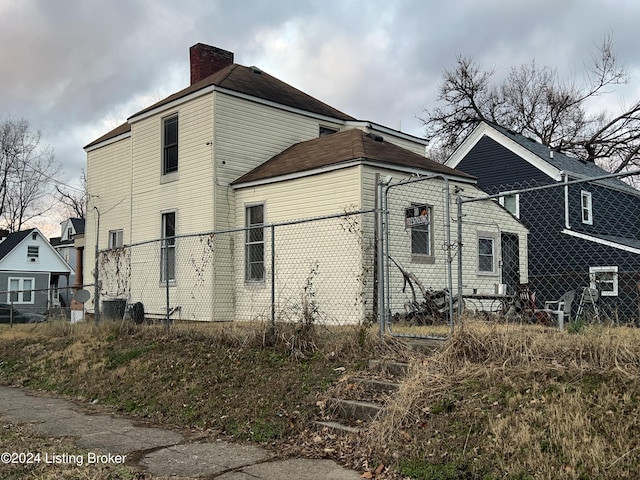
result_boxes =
[562,171,571,230]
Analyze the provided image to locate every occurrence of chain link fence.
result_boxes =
[7,174,633,334]
[96,210,376,327]
[380,175,530,337]
[379,170,639,335]
[458,170,640,326]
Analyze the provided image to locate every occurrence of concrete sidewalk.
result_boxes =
[0,385,361,479]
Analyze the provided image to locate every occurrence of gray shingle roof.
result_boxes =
[0,229,34,261]
[491,123,639,195]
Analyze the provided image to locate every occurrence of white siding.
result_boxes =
[1,232,70,274]
[210,94,344,320]
[130,93,215,243]
[84,135,132,311]
[233,167,366,324]
[361,168,529,316]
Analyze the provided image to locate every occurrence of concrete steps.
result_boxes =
[314,361,408,434]
[315,338,445,434]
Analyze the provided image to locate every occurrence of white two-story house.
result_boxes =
[84,43,528,323]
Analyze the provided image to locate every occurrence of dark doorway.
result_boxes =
[501,233,520,295]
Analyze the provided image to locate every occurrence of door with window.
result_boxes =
[500,233,520,295]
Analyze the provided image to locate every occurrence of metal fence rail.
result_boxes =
[96,210,376,327]
[457,170,640,326]
[8,173,634,333]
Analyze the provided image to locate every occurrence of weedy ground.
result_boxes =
[1,318,640,479]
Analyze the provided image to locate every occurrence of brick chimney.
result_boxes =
[190,43,234,85]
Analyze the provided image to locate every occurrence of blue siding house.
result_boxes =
[446,122,640,322]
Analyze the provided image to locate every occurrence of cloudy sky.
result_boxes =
[1,0,639,214]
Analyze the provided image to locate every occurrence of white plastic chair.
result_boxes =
[542,290,575,330]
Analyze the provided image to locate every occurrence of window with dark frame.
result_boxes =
[319,126,338,137]
[245,204,265,282]
[161,212,176,282]
[163,115,178,175]
[27,246,39,262]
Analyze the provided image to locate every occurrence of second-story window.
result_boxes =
[163,114,178,175]
[581,190,593,225]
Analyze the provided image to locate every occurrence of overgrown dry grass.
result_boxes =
[3,318,640,479]
[0,318,377,445]
[361,320,640,479]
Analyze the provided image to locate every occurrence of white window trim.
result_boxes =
[162,113,179,176]
[27,245,39,263]
[477,234,498,275]
[245,202,266,283]
[108,229,124,249]
[589,266,618,297]
[409,203,434,263]
[581,190,593,225]
[161,211,177,284]
[8,277,35,304]
[499,193,520,219]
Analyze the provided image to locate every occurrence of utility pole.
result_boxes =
[93,206,101,324]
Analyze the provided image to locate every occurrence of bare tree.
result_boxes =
[0,117,60,232]
[422,34,639,174]
[56,170,87,219]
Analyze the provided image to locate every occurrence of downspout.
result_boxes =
[562,171,571,230]
[457,196,464,318]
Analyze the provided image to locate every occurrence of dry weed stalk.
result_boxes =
[365,320,640,478]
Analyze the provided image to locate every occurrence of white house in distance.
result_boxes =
[0,229,71,314]
[84,43,528,323]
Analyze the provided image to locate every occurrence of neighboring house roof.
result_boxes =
[447,122,640,196]
[70,218,85,235]
[232,128,475,187]
[0,228,72,274]
[55,218,86,247]
[85,64,356,150]
[0,230,34,261]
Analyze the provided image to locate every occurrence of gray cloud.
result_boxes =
[0,0,638,190]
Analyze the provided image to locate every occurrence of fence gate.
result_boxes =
[377,175,457,339]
